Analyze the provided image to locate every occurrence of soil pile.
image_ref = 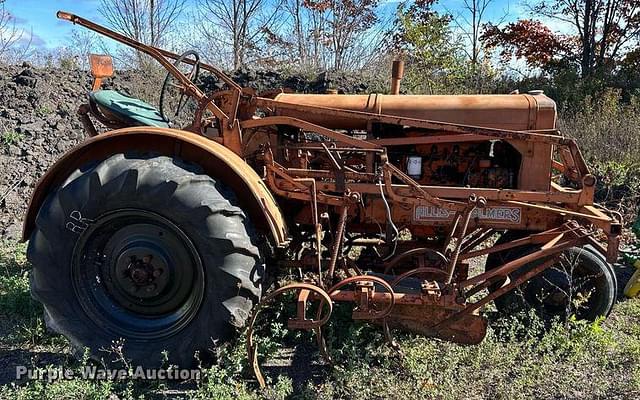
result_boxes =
[0,63,381,239]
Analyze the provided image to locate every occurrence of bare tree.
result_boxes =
[197,0,285,69]
[69,29,101,69]
[276,0,387,71]
[527,0,640,77]
[0,0,28,63]
[275,0,317,66]
[454,0,494,66]
[287,0,306,64]
[99,0,187,67]
[327,0,380,71]
[289,1,330,69]
[444,0,506,92]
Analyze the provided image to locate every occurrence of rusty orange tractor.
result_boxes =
[23,11,621,385]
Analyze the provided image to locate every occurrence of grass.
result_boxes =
[559,90,640,167]
[558,90,640,221]
[0,240,639,399]
[0,241,50,346]
[1,130,23,148]
[36,106,52,116]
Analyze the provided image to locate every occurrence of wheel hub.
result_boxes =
[72,209,205,340]
[116,247,169,299]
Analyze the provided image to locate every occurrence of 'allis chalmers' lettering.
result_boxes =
[414,206,522,224]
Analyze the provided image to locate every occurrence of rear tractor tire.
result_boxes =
[485,232,617,323]
[27,153,264,367]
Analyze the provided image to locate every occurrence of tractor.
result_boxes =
[22,11,621,386]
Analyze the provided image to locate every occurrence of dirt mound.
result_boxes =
[0,63,89,239]
[0,63,382,239]
[203,68,380,94]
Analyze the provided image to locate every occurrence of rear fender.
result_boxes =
[22,127,289,247]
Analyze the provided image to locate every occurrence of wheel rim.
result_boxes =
[72,209,205,340]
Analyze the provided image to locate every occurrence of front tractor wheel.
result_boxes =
[485,232,617,323]
[27,154,263,367]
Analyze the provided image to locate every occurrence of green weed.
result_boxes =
[1,241,639,399]
[1,130,24,147]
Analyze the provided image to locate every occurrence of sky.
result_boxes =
[3,0,560,51]
[6,0,104,49]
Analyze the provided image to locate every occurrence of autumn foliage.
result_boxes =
[481,0,640,79]
[481,20,574,69]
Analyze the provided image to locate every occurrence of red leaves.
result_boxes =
[303,0,331,12]
[481,19,573,69]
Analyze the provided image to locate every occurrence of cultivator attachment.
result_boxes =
[247,219,604,387]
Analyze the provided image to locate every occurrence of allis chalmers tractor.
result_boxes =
[23,11,621,385]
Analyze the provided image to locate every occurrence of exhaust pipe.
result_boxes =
[390,59,404,95]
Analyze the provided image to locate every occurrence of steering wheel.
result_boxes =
[159,50,201,122]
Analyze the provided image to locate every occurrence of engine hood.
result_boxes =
[272,92,556,131]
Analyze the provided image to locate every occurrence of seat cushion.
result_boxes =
[90,90,168,128]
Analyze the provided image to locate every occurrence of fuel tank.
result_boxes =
[272,92,556,131]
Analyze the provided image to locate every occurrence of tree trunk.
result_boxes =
[150,0,156,46]
[581,0,593,77]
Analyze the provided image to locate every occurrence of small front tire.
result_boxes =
[485,232,617,322]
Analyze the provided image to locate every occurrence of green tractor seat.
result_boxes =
[89,90,169,128]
